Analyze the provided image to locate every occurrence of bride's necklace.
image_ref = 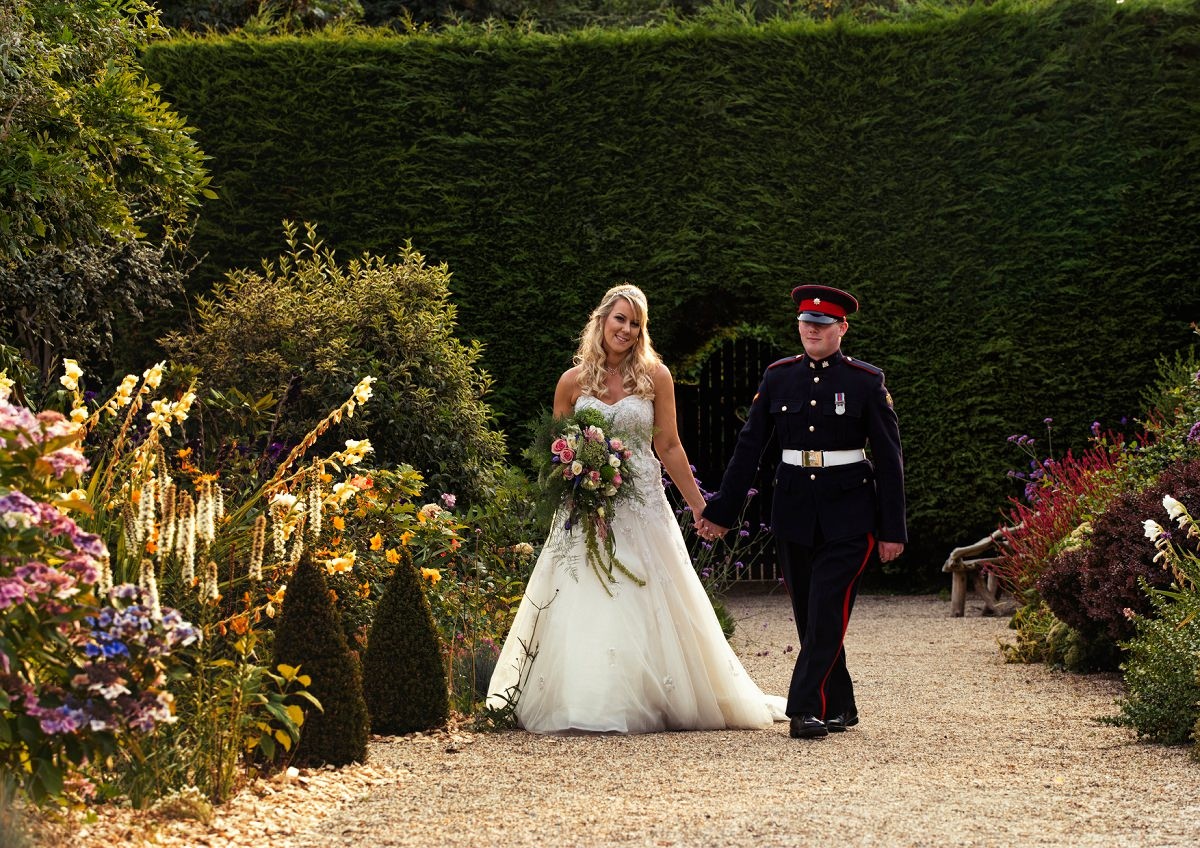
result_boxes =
[605,363,620,376]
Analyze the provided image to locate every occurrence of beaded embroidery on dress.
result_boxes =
[486,394,786,734]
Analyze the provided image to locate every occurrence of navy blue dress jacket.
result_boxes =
[703,351,907,546]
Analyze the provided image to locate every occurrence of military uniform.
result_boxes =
[702,286,906,736]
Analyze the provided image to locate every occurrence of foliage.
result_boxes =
[155,0,365,32]
[0,0,211,376]
[2,353,378,804]
[0,390,198,805]
[1037,459,1200,655]
[992,433,1140,592]
[272,553,369,766]
[160,221,508,505]
[1107,497,1200,750]
[1000,593,1118,672]
[361,546,449,734]
[142,2,1200,571]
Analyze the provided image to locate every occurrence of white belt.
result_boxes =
[781,449,866,468]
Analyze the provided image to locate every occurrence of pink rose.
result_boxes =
[588,470,601,484]
[612,473,623,487]
[559,448,575,463]
[552,438,568,454]
[563,466,575,480]
[609,438,624,452]
[622,449,633,460]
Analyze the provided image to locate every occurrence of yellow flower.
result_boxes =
[325,551,356,574]
[0,370,14,402]
[420,568,442,584]
[332,515,346,531]
[400,531,414,546]
[59,359,83,391]
[357,582,371,599]
[370,532,383,550]
[352,376,376,405]
[385,548,401,564]
[69,406,88,424]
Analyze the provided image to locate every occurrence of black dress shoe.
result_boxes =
[825,710,859,733]
[789,715,829,739]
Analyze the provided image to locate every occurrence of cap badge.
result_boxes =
[835,392,846,415]
[813,297,822,305]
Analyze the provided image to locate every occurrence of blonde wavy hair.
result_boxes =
[574,284,661,400]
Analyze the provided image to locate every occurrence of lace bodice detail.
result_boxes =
[575,393,655,453]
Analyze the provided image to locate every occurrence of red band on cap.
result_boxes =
[797,298,847,318]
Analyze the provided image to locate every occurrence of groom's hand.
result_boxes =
[695,518,730,541]
[878,541,905,563]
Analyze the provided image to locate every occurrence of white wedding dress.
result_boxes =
[487,394,787,734]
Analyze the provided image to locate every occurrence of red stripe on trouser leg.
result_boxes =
[816,534,875,719]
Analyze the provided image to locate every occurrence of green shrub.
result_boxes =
[161,221,507,504]
[272,552,369,766]
[361,546,450,734]
[1110,583,1200,746]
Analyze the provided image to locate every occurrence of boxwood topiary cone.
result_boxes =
[362,546,449,734]
[273,551,369,766]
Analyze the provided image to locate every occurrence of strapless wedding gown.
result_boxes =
[486,394,787,734]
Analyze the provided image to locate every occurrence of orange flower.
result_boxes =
[385,548,401,564]
[332,515,346,531]
[177,447,193,459]
[357,582,370,599]
[230,615,249,635]
[370,532,383,551]
[420,568,442,584]
[400,531,414,546]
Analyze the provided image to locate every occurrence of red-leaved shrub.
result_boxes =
[1037,458,1200,646]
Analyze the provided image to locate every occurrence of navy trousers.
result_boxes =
[778,532,875,719]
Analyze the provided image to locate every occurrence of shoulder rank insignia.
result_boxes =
[884,389,894,408]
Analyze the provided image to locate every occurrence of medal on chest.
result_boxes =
[835,392,846,415]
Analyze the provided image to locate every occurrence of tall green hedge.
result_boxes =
[141,0,1200,568]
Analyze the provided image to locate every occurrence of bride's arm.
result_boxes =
[651,364,706,518]
[553,367,581,418]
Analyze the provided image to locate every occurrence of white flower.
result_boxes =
[330,481,359,503]
[60,359,83,391]
[142,361,165,391]
[341,438,373,466]
[271,493,299,512]
[70,406,88,424]
[418,503,443,520]
[352,376,375,405]
[570,460,583,476]
[513,542,534,557]
[1162,495,1187,528]
[608,455,621,468]
[1142,519,1165,542]
[325,551,356,574]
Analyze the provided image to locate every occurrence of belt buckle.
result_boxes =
[802,450,823,468]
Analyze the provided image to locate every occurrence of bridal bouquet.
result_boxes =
[526,407,645,594]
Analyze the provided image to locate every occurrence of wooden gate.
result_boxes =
[674,337,785,581]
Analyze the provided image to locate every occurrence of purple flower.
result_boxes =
[1187,421,1200,444]
[747,488,758,498]
[739,530,750,538]
[1043,417,1053,425]
[440,493,457,509]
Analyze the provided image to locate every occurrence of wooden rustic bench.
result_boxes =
[941,528,1009,617]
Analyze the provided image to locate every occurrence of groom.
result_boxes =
[698,284,907,740]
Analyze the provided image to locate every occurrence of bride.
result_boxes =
[486,284,786,733]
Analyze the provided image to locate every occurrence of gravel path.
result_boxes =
[282,590,1200,848]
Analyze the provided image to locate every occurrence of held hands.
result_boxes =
[693,516,729,542]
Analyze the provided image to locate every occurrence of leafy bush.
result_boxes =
[272,552,369,766]
[362,546,449,734]
[1037,459,1200,652]
[1108,495,1200,748]
[161,222,507,504]
[0,0,209,376]
[0,387,198,804]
